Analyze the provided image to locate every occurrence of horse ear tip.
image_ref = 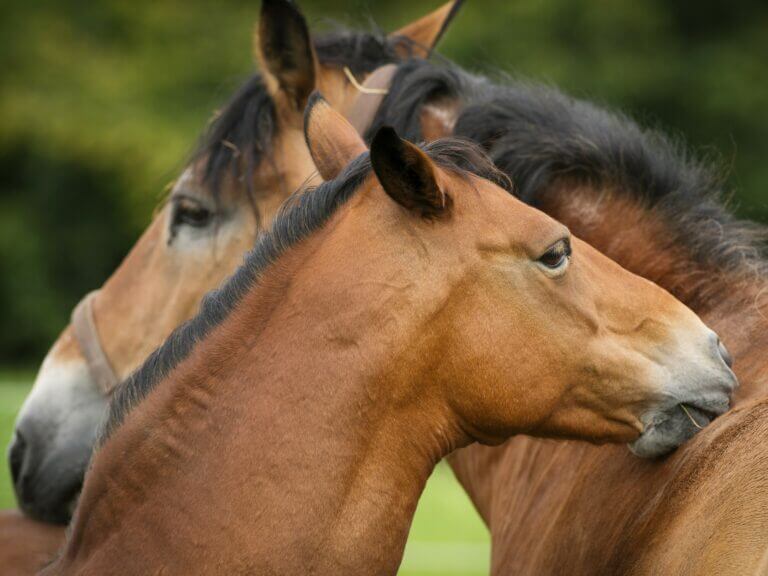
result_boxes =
[444,0,465,18]
[372,126,401,147]
[307,91,326,110]
[259,0,275,15]
[303,92,326,139]
[451,0,466,19]
[261,0,303,22]
[430,0,465,50]
[261,0,287,10]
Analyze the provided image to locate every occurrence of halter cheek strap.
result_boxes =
[71,290,120,395]
[345,64,397,135]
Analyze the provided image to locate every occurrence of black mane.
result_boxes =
[106,34,768,443]
[193,28,404,198]
[101,25,446,443]
[368,59,768,278]
[103,137,507,441]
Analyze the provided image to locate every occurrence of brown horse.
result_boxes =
[367,55,768,575]
[464,80,768,576]
[41,95,734,576]
[0,511,63,576]
[8,0,461,526]
[454,177,768,575]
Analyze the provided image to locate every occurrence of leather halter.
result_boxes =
[68,66,397,398]
[71,290,120,395]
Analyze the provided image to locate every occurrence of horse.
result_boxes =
[367,53,768,574]
[0,511,63,576]
[9,3,752,572]
[40,94,734,576]
[7,0,462,526]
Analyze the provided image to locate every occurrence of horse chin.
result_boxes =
[628,402,725,459]
[18,473,82,525]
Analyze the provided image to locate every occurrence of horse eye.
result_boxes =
[538,238,572,270]
[172,197,213,229]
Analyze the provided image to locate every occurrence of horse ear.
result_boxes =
[304,92,368,181]
[389,0,464,58]
[370,127,451,219]
[256,0,317,112]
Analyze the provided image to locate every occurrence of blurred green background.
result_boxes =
[0,0,767,574]
[1,0,767,365]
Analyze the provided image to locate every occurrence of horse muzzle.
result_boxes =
[629,332,737,458]
[9,355,107,524]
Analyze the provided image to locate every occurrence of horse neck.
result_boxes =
[536,182,768,403]
[61,232,463,576]
[447,181,768,528]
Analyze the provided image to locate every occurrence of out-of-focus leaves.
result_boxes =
[0,0,766,364]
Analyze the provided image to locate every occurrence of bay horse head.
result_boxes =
[44,98,736,576]
[304,97,737,453]
[8,0,463,524]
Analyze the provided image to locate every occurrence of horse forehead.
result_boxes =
[453,177,561,242]
[174,162,210,195]
[266,128,316,183]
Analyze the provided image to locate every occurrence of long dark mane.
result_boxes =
[103,137,507,441]
[99,27,423,441]
[192,28,410,200]
[106,34,768,443]
[368,59,768,282]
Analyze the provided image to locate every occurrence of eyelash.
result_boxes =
[171,198,213,230]
[538,238,572,270]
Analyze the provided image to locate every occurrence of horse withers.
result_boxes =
[42,96,735,576]
[7,0,463,526]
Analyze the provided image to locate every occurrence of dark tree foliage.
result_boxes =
[0,0,766,365]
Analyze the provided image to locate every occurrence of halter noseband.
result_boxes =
[71,290,120,395]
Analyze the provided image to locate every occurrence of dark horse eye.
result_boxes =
[539,238,572,270]
[171,196,213,229]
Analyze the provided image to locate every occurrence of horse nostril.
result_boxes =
[8,431,27,486]
[717,338,733,369]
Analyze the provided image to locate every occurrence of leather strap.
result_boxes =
[71,290,120,395]
[346,64,398,136]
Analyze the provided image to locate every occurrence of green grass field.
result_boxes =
[0,373,489,575]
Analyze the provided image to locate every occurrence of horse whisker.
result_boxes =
[680,404,705,430]
[343,66,389,95]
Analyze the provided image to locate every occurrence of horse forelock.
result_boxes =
[191,28,405,204]
[99,26,470,454]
